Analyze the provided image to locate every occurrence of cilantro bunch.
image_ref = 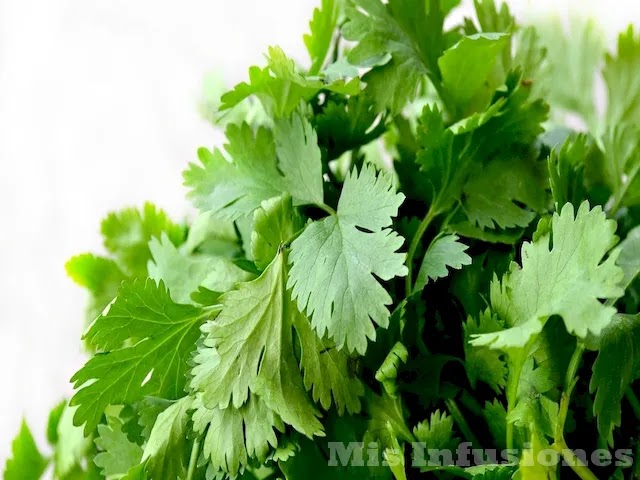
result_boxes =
[6,1,640,479]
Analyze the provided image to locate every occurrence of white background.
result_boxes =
[0,0,637,466]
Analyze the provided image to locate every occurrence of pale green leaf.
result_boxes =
[94,417,143,477]
[142,396,193,479]
[288,164,407,354]
[471,202,623,349]
[415,234,472,292]
[148,234,252,304]
[191,252,323,437]
[193,395,282,477]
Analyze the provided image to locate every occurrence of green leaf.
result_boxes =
[288,164,407,354]
[375,342,408,397]
[142,396,193,480]
[65,254,127,323]
[54,404,93,478]
[471,202,623,349]
[4,421,48,480]
[413,410,458,450]
[191,251,323,437]
[184,109,323,220]
[148,233,252,304]
[251,194,304,271]
[94,417,143,477]
[304,0,342,74]
[414,234,472,292]
[547,134,588,208]
[343,0,448,112]
[598,126,640,210]
[314,95,387,162]
[220,47,360,118]
[46,400,66,446]
[71,279,206,433]
[295,311,365,414]
[364,391,414,451]
[483,399,507,451]
[122,463,148,480]
[589,314,640,446]
[183,211,241,258]
[614,225,640,290]
[461,153,548,230]
[533,16,605,127]
[416,76,548,217]
[604,25,640,126]
[101,202,185,277]
[464,310,507,392]
[193,395,282,477]
[438,33,510,114]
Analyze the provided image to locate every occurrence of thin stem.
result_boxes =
[552,439,598,480]
[445,398,482,450]
[187,437,201,480]
[317,202,337,216]
[552,344,599,480]
[405,208,437,296]
[505,356,524,451]
[625,388,640,421]
[565,343,584,391]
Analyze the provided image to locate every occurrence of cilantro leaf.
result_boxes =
[604,26,640,127]
[71,279,206,433]
[52,404,93,478]
[464,310,507,392]
[438,33,510,115]
[184,109,323,220]
[471,202,623,349]
[614,225,640,290]
[142,396,193,479]
[548,134,588,208]
[94,417,143,477]
[251,194,304,271]
[304,0,342,74]
[343,0,448,112]
[288,164,407,354]
[413,410,458,451]
[598,126,640,211]
[589,314,640,446]
[193,395,282,477]
[534,16,605,127]
[191,251,323,437]
[314,95,388,161]
[414,234,471,292]
[148,233,252,304]
[4,421,48,480]
[101,203,185,277]
[460,153,548,230]
[295,312,365,415]
[65,253,127,323]
[220,47,360,118]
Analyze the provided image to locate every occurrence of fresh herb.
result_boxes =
[6,1,640,479]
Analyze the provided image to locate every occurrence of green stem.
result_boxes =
[609,161,640,217]
[405,208,437,296]
[625,388,640,421]
[445,398,482,450]
[187,437,201,480]
[318,202,337,216]
[552,344,599,480]
[564,343,584,391]
[505,355,524,451]
[551,439,598,480]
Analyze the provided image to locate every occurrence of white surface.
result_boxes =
[0,0,637,465]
